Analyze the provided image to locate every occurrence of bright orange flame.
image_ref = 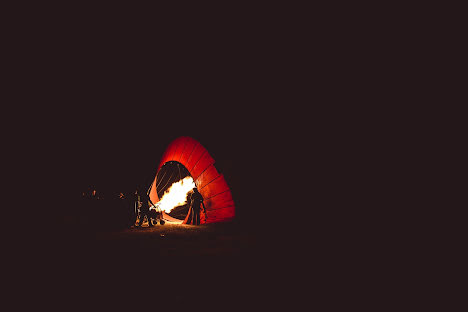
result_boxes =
[155,176,195,213]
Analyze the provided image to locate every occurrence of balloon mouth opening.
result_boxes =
[155,161,193,221]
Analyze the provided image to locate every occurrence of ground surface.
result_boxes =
[26,209,328,310]
[39,219,280,307]
[94,222,259,259]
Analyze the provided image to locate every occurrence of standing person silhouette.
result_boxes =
[190,187,206,225]
[136,189,155,227]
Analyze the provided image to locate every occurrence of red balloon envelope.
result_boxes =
[150,136,235,224]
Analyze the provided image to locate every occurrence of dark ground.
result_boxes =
[26,215,311,310]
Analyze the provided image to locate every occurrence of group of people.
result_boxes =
[134,189,161,227]
[135,187,206,227]
[80,185,207,227]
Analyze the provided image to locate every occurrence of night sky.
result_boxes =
[34,52,319,228]
[25,14,337,228]
[46,76,287,223]
[30,25,277,201]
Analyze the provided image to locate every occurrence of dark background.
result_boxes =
[26,21,317,228]
[20,9,380,261]
[8,5,408,309]
[44,89,291,225]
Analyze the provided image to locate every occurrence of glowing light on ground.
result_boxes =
[154,176,195,213]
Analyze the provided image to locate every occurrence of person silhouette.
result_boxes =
[135,189,155,227]
[190,187,206,225]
